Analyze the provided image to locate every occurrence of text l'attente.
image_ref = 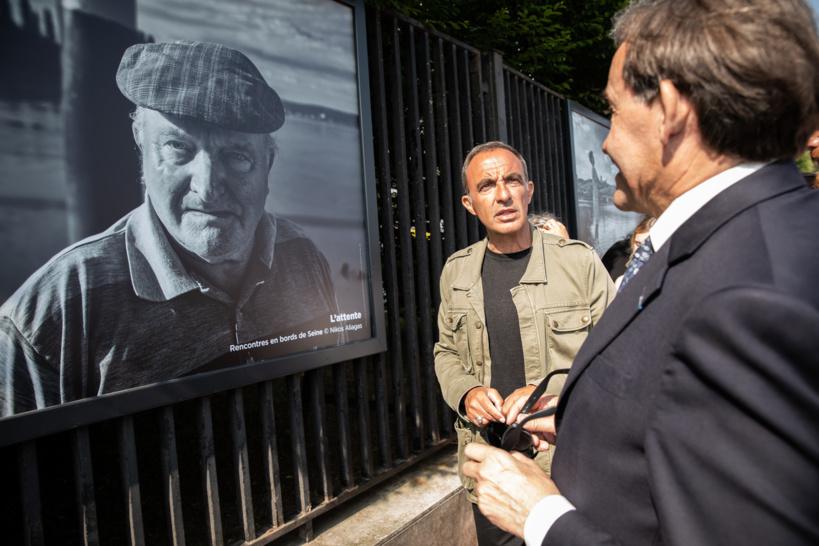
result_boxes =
[329,311,362,323]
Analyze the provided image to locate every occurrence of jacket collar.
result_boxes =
[520,227,549,284]
[451,225,546,290]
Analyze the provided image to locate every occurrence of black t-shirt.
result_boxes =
[481,247,531,398]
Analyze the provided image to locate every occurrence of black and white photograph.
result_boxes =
[0,0,383,420]
[567,100,641,255]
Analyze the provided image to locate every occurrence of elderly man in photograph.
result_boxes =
[463,0,819,545]
[0,41,338,416]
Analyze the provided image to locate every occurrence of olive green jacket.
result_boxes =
[433,227,614,500]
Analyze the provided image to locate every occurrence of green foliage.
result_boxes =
[796,150,817,173]
[365,0,628,113]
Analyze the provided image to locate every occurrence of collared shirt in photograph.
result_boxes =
[0,201,338,416]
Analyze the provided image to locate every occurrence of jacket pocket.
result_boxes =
[454,418,476,495]
[544,304,592,376]
[449,311,472,373]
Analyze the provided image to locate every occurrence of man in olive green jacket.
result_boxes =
[434,141,613,545]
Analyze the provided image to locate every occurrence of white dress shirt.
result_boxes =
[648,162,766,251]
[522,161,766,546]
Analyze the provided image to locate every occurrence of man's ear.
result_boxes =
[461,193,476,216]
[657,79,691,146]
[526,181,534,204]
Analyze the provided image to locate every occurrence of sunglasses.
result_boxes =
[483,368,570,455]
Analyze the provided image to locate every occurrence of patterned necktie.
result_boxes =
[618,236,654,293]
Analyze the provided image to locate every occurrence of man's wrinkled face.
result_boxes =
[461,149,534,239]
[602,45,664,214]
[136,109,272,263]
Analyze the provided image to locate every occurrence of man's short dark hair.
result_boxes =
[611,0,819,162]
[461,141,530,194]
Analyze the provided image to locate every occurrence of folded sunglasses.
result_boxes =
[483,368,570,455]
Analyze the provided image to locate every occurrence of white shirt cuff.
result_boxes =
[523,495,575,546]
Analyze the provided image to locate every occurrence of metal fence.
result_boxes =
[0,8,573,546]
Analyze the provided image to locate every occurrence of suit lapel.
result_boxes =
[560,243,671,397]
[559,161,806,403]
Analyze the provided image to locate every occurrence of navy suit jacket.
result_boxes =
[546,162,819,545]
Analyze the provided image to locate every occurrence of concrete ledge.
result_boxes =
[294,446,476,546]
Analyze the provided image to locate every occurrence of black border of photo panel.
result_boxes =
[0,0,386,447]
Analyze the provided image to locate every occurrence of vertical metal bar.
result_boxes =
[519,79,531,200]
[229,389,255,542]
[373,352,393,466]
[503,69,511,141]
[198,397,223,546]
[371,12,406,461]
[446,43,468,252]
[354,358,374,478]
[543,91,554,213]
[527,83,541,209]
[509,72,520,148]
[18,442,44,546]
[421,32,443,443]
[307,368,331,503]
[521,82,533,208]
[333,361,355,485]
[551,95,569,220]
[389,17,424,452]
[433,36,457,437]
[554,97,571,221]
[159,408,186,546]
[459,48,480,244]
[485,51,508,142]
[118,416,145,546]
[545,94,559,217]
[287,374,313,542]
[517,77,528,162]
[508,74,520,149]
[260,381,284,527]
[516,77,525,153]
[544,94,560,217]
[434,37,456,261]
[534,90,552,213]
[524,83,540,211]
[406,27,434,448]
[419,31,444,312]
[542,91,558,214]
[513,74,521,149]
[535,89,552,215]
[469,50,487,143]
[73,428,99,546]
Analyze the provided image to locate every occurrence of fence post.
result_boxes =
[483,50,508,142]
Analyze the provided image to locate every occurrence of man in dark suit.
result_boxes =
[462,0,819,544]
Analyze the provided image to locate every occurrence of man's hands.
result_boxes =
[522,394,559,449]
[463,443,561,537]
[501,384,537,425]
[465,385,560,448]
[464,386,505,427]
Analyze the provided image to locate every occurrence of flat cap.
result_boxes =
[116,41,284,133]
